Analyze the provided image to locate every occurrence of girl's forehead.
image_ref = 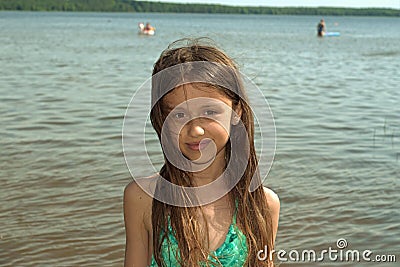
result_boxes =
[163,83,232,107]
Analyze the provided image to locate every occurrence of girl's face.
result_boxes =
[162,83,239,165]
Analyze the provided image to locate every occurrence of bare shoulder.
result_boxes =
[124,180,153,229]
[262,186,280,210]
[124,180,153,202]
[124,180,154,266]
[263,186,280,242]
[125,179,153,202]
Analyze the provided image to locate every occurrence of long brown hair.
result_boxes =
[150,38,274,266]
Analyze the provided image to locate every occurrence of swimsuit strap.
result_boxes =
[233,198,238,225]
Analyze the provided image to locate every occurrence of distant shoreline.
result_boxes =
[1,0,399,17]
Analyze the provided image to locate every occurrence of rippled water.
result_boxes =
[1,11,399,266]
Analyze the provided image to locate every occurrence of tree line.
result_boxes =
[0,0,399,16]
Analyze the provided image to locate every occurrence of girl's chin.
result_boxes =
[182,151,215,165]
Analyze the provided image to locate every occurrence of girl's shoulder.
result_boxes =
[124,174,159,204]
[262,186,280,217]
[262,186,280,207]
[124,177,155,231]
[124,180,153,205]
[262,186,280,241]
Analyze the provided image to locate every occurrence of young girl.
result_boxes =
[124,39,280,267]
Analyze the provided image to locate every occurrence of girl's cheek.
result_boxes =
[211,118,231,134]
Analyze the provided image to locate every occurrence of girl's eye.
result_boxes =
[174,112,186,119]
[203,110,218,116]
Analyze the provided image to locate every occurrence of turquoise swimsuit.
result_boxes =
[149,201,248,266]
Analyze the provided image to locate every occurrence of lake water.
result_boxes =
[0,11,399,266]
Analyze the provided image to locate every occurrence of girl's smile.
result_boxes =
[186,138,212,151]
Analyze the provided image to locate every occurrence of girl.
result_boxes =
[124,39,280,266]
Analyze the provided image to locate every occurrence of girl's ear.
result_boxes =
[231,103,242,125]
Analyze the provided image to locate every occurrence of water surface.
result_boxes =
[0,11,399,266]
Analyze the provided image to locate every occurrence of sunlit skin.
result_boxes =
[162,83,240,186]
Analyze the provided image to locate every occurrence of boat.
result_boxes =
[324,32,340,37]
[138,22,155,36]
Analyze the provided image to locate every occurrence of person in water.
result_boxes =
[123,38,280,266]
[144,22,155,31]
[317,19,326,37]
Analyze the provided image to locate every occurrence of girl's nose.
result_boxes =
[187,120,205,137]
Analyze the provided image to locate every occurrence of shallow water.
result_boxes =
[0,11,399,266]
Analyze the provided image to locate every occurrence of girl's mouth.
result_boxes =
[186,139,211,151]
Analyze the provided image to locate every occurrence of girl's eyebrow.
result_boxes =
[163,98,225,110]
[201,103,224,108]
[165,102,224,111]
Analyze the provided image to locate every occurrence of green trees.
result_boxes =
[0,0,398,16]
[0,0,121,11]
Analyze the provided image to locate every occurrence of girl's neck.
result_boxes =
[191,150,226,187]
